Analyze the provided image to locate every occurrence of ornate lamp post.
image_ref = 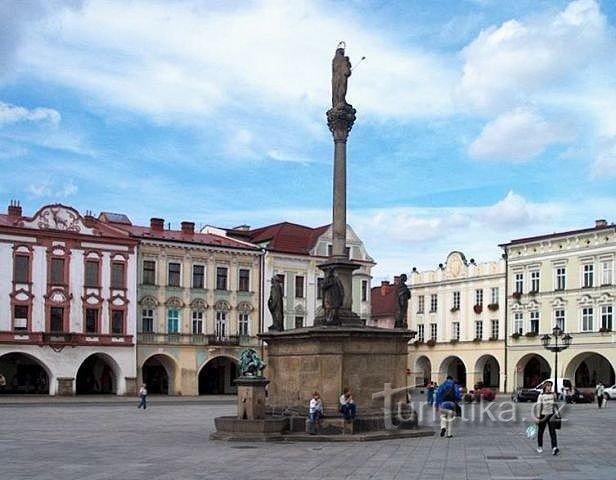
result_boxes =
[540,325,573,397]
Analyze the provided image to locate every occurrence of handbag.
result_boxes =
[526,423,538,439]
[550,409,562,430]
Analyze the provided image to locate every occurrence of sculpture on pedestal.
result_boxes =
[332,42,352,107]
[322,269,344,325]
[394,273,411,328]
[268,275,284,331]
[239,348,266,377]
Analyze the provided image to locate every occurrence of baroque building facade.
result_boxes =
[0,202,138,395]
[501,220,616,391]
[408,251,506,391]
[226,222,374,329]
[100,215,262,396]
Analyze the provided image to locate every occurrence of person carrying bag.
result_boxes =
[535,381,559,455]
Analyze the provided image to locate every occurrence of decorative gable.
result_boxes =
[20,204,94,235]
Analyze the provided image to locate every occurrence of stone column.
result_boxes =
[56,377,74,396]
[235,377,269,420]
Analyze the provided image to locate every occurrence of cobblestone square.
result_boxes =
[2,398,616,480]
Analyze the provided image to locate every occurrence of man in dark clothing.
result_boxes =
[435,376,461,438]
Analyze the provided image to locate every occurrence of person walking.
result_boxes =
[427,382,435,406]
[435,376,461,438]
[535,381,559,455]
[137,383,148,410]
[308,391,323,434]
[596,382,605,408]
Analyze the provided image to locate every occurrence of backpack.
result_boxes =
[443,384,456,402]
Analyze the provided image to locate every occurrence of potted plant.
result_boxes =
[488,336,498,341]
[511,332,521,339]
[525,331,538,338]
[449,338,459,344]
[450,306,459,313]
[413,340,424,347]
[512,292,522,300]
[599,327,612,333]
[473,337,481,343]
[473,304,483,314]
[426,339,436,347]
[487,303,499,311]
[529,290,537,296]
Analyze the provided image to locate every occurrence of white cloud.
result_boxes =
[469,108,573,162]
[480,190,554,227]
[591,137,616,178]
[458,0,609,113]
[14,0,455,123]
[0,101,60,125]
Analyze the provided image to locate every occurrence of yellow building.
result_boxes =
[100,214,262,395]
[501,220,616,392]
[409,251,506,391]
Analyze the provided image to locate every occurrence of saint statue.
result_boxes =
[322,269,344,325]
[268,276,284,331]
[331,42,352,107]
[394,273,410,328]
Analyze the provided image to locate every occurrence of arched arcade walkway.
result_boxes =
[439,356,467,387]
[565,352,615,388]
[76,353,120,395]
[0,352,50,394]
[198,356,238,395]
[141,354,178,395]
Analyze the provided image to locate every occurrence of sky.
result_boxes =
[1,0,616,283]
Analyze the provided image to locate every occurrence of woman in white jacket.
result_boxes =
[535,381,559,455]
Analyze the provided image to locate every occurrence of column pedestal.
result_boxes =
[236,377,269,420]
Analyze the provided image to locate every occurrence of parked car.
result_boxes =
[603,384,616,400]
[511,378,572,402]
[568,388,594,404]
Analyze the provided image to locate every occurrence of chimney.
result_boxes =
[380,280,390,296]
[84,210,96,228]
[8,200,22,219]
[150,218,164,231]
[181,221,195,234]
[595,219,607,228]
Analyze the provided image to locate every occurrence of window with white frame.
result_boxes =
[141,308,154,333]
[514,273,523,293]
[192,310,203,334]
[583,264,594,288]
[167,309,179,333]
[216,267,228,290]
[530,311,539,333]
[239,313,250,335]
[452,291,460,310]
[430,294,437,312]
[491,319,499,339]
[317,277,323,300]
[192,265,205,289]
[13,305,28,331]
[452,322,460,341]
[475,289,483,306]
[555,309,565,331]
[430,323,437,341]
[514,312,523,334]
[601,260,613,286]
[491,287,499,305]
[601,305,613,331]
[417,324,425,342]
[530,271,540,292]
[555,267,566,291]
[475,320,483,340]
[417,295,425,313]
[582,307,593,331]
[361,280,368,302]
[215,311,227,338]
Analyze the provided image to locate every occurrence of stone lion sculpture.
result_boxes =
[239,348,266,377]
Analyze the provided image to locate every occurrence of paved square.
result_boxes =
[2,398,615,480]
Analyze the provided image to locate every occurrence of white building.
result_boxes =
[0,202,138,395]
[501,220,616,392]
[226,222,374,329]
[409,251,506,391]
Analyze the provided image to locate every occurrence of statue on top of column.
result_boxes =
[331,42,352,108]
[394,273,410,329]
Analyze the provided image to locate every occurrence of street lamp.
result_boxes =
[540,324,573,397]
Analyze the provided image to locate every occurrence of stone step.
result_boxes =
[305,417,355,435]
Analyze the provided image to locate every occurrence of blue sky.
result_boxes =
[1,0,616,281]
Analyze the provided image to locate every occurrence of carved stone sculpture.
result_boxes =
[268,275,284,331]
[331,42,352,107]
[322,269,344,325]
[394,273,411,328]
